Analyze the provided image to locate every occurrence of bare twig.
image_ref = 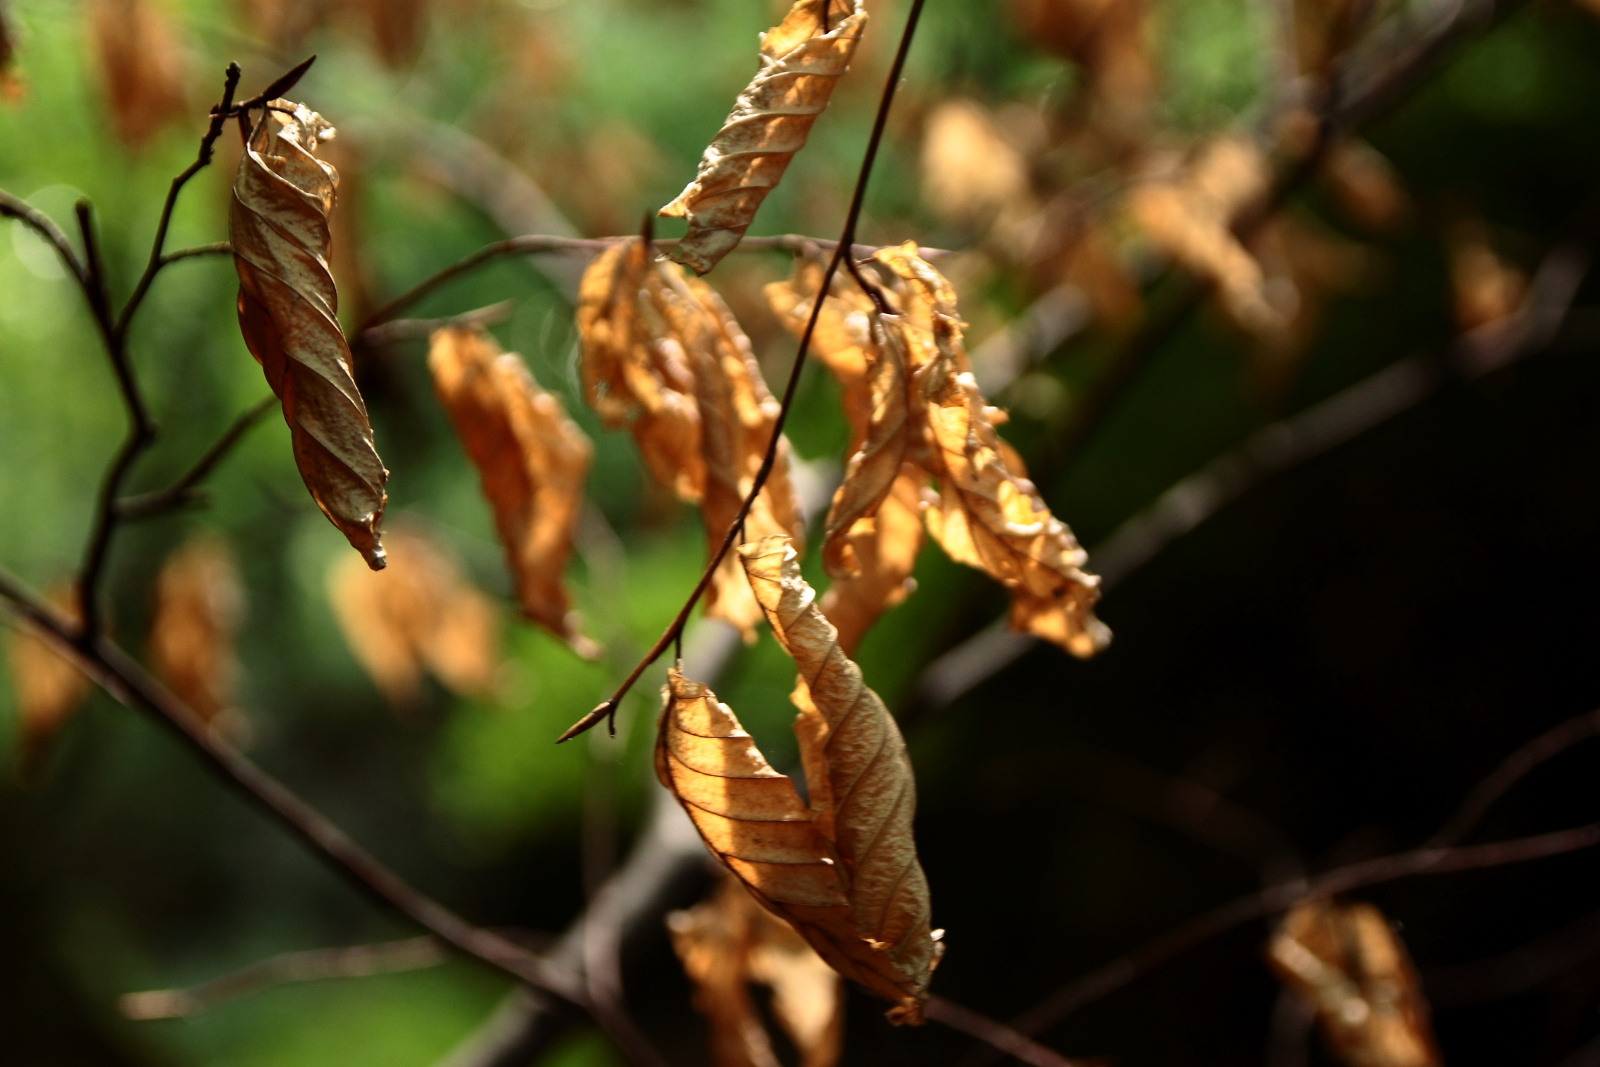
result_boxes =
[1425,903,1600,1007]
[925,995,1091,1067]
[0,189,88,283]
[0,569,667,1067]
[356,301,515,348]
[159,241,232,265]
[113,396,277,521]
[558,0,930,743]
[120,936,448,1019]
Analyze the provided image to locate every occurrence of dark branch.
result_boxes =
[159,240,233,266]
[0,189,87,283]
[114,396,276,521]
[925,996,1089,1067]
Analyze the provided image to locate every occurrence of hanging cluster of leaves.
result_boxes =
[577,238,805,641]
[1268,899,1443,1067]
[668,872,844,1067]
[659,0,868,275]
[230,99,390,570]
[428,324,597,658]
[147,533,246,730]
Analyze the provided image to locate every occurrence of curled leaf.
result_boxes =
[88,0,188,149]
[1268,899,1442,1067]
[428,324,597,656]
[231,100,389,569]
[667,872,843,1067]
[3,583,90,774]
[660,0,867,274]
[327,526,501,710]
[147,533,245,727]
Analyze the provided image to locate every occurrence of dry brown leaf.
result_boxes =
[872,244,1109,658]
[429,324,597,657]
[659,0,867,274]
[326,526,500,710]
[344,0,427,67]
[920,99,1033,231]
[231,100,389,570]
[1008,0,1154,127]
[1322,138,1407,233]
[1129,136,1283,335]
[147,533,245,726]
[668,872,844,1067]
[88,0,188,150]
[765,256,877,451]
[1268,899,1443,1067]
[0,1,22,103]
[577,239,706,504]
[1447,215,1526,331]
[4,583,91,774]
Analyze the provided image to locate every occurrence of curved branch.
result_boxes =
[113,395,276,521]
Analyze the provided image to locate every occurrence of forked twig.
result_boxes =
[114,396,277,521]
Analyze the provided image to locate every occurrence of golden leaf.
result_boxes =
[1322,138,1407,233]
[817,467,923,656]
[88,0,188,150]
[1268,899,1442,1067]
[231,99,389,570]
[326,526,501,710]
[576,239,706,504]
[764,257,877,452]
[659,0,867,274]
[428,324,597,657]
[147,533,245,727]
[1129,136,1282,335]
[3,583,91,773]
[1447,214,1526,331]
[874,244,1109,658]
[920,99,1032,230]
[668,872,843,1067]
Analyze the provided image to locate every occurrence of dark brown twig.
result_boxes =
[925,996,1091,1067]
[558,0,929,743]
[0,189,87,283]
[113,396,277,521]
[158,240,233,266]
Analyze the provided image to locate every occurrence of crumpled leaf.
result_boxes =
[1129,135,1282,335]
[765,256,877,451]
[326,526,501,710]
[428,324,597,657]
[3,583,91,774]
[147,533,245,727]
[88,0,188,149]
[579,239,802,640]
[577,239,705,503]
[667,872,844,1067]
[874,243,1109,658]
[231,99,389,569]
[1268,899,1442,1067]
[659,0,867,274]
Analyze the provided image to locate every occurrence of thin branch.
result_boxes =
[120,936,448,1019]
[0,570,667,1067]
[0,189,87,283]
[558,0,930,743]
[159,241,233,265]
[114,396,277,521]
[355,301,515,348]
[924,995,1090,1067]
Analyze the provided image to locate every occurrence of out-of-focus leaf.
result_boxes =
[1268,899,1443,1067]
[920,99,1033,231]
[4,584,90,774]
[659,0,867,274]
[0,0,22,103]
[1322,138,1408,232]
[1447,214,1526,330]
[87,0,188,149]
[326,526,501,711]
[231,100,389,569]
[579,239,802,641]
[667,872,843,1067]
[874,244,1110,658]
[428,324,597,658]
[1129,135,1282,335]
[346,0,427,67]
[1008,0,1154,125]
[577,239,706,504]
[147,532,245,728]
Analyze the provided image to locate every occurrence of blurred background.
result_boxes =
[2,0,1600,1063]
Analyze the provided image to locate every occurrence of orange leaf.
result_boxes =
[231,100,389,569]
[659,0,867,274]
[3,583,91,774]
[87,0,188,150]
[147,533,245,727]
[1268,899,1443,1067]
[428,324,597,657]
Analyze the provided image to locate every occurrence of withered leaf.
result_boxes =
[1268,899,1442,1067]
[326,526,501,710]
[874,243,1109,658]
[817,467,923,656]
[765,256,877,452]
[577,239,706,504]
[231,100,389,569]
[88,0,188,149]
[668,871,843,1067]
[429,324,597,657]
[920,99,1033,231]
[1447,214,1526,331]
[148,533,245,727]
[0,1,21,102]
[660,0,867,274]
[3,583,91,773]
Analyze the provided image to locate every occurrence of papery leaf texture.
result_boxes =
[429,324,597,657]
[668,871,843,1067]
[326,526,501,710]
[148,533,245,726]
[230,99,389,569]
[1268,899,1442,1067]
[660,0,867,274]
[3,583,90,773]
[88,0,188,149]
